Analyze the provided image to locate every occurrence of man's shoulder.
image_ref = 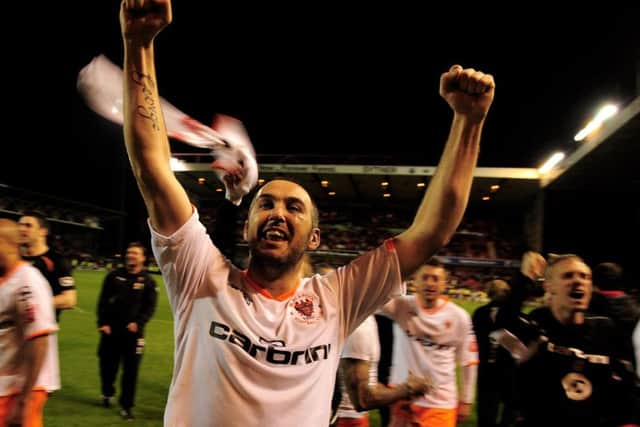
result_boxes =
[528,306,550,320]
[106,268,128,279]
[472,302,492,317]
[608,295,640,323]
[19,262,48,282]
[445,298,471,318]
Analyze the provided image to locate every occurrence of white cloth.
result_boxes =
[384,296,478,409]
[0,262,59,396]
[150,210,403,427]
[337,315,380,419]
[77,55,258,205]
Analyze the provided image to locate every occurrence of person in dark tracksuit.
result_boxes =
[97,242,157,420]
[472,279,517,427]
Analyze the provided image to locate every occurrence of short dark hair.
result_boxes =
[21,210,49,230]
[418,257,448,280]
[592,262,623,291]
[424,257,445,269]
[486,279,510,300]
[127,241,147,257]
[545,253,585,280]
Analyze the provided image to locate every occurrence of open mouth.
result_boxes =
[569,290,585,300]
[262,228,289,242]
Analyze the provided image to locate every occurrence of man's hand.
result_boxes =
[521,251,546,280]
[120,0,172,46]
[406,372,434,397]
[98,325,112,335]
[457,401,472,421]
[127,322,139,333]
[7,396,26,426]
[440,64,495,124]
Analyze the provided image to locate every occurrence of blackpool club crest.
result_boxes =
[289,294,323,324]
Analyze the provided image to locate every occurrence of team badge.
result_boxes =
[289,294,322,324]
[561,372,592,401]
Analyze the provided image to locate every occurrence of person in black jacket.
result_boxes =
[495,253,639,427]
[472,279,517,427]
[589,262,640,369]
[97,242,157,420]
[19,211,77,321]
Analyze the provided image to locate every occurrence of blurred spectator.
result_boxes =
[18,211,76,322]
[589,262,640,369]
[472,279,517,427]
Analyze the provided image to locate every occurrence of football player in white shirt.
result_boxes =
[119,2,495,425]
[0,219,59,427]
[336,315,432,427]
[383,260,479,427]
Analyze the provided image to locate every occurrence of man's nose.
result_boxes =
[268,204,286,221]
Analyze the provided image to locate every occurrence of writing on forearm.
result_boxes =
[131,70,160,131]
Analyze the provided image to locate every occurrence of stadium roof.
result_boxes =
[172,95,639,211]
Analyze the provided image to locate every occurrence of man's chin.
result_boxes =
[251,246,304,268]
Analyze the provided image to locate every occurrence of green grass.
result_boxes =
[45,270,173,426]
[45,270,482,426]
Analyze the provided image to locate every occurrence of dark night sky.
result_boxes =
[4,2,639,211]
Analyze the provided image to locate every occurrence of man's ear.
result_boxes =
[307,228,320,250]
[544,281,555,295]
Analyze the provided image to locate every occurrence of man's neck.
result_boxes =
[418,294,442,310]
[551,305,585,325]
[247,263,302,299]
[0,256,21,278]
[23,242,48,257]
[127,265,143,274]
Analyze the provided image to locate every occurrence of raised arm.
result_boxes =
[120,0,191,235]
[394,65,495,277]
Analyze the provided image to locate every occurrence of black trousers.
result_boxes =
[98,330,144,410]
[476,366,516,427]
[375,314,394,427]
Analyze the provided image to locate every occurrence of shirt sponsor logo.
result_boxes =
[288,293,323,324]
[0,320,16,330]
[18,286,36,323]
[259,337,286,347]
[562,372,592,400]
[406,331,454,350]
[209,320,331,365]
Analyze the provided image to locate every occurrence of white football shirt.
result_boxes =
[384,296,478,409]
[150,210,402,427]
[0,262,59,396]
[337,315,380,419]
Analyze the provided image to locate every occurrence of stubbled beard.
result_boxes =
[248,233,310,276]
[249,241,306,271]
